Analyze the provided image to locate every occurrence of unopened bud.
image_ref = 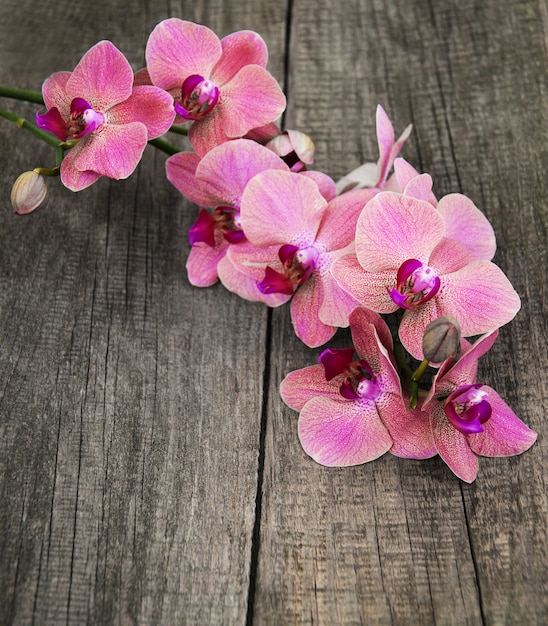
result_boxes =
[11,171,49,215]
[422,315,461,363]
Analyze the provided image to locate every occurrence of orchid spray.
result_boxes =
[0,18,536,482]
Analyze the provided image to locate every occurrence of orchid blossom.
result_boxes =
[36,41,175,191]
[421,331,537,482]
[280,308,436,466]
[228,170,376,347]
[331,191,521,360]
[145,19,286,156]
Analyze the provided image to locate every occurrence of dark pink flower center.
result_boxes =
[175,74,219,121]
[36,97,104,141]
[443,383,492,435]
[389,258,440,310]
[319,348,380,401]
[257,244,318,296]
[188,206,245,247]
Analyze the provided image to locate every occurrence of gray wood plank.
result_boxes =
[254,0,547,624]
[0,1,288,624]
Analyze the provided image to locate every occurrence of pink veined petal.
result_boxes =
[298,395,393,467]
[244,122,280,143]
[240,170,327,247]
[66,41,134,109]
[72,122,148,180]
[437,193,497,261]
[227,240,282,281]
[318,269,361,328]
[41,71,72,114]
[387,123,413,178]
[350,307,394,356]
[430,403,479,482]
[280,364,339,411]
[404,173,436,203]
[355,192,445,272]
[217,255,290,306]
[166,152,216,206]
[397,298,444,361]
[393,157,436,202]
[106,85,174,139]
[436,260,521,337]
[145,19,222,91]
[331,254,398,313]
[385,400,437,459]
[375,104,395,187]
[291,274,337,348]
[212,30,269,85]
[216,65,286,138]
[428,237,475,275]
[300,171,337,201]
[315,188,377,250]
[194,139,288,205]
[467,387,538,457]
[59,146,102,191]
[185,236,229,287]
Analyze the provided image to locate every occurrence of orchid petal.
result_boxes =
[145,19,222,91]
[280,364,338,411]
[213,30,268,85]
[66,41,133,108]
[437,193,496,261]
[185,239,228,287]
[291,275,337,347]
[298,396,393,467]
[468,387,538,457]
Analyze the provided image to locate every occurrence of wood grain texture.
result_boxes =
[0,0,546,625]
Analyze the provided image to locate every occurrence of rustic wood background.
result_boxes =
[0,0,546,624]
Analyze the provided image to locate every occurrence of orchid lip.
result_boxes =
[176,74,219,120]
[390,258,440,309]
[258,244,319,296]
[444,383,492,434]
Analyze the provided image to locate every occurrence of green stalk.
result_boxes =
[409,359,430,409]
[0,85,44,105]
[148,136,180,155]
[0,107,60,148]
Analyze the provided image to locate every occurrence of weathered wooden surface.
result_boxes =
[0,0,546,624]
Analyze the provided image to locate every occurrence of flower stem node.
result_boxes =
[422,315,461,363]
[11,171,49,215]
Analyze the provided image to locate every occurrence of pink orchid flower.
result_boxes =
[145,19,287,156]
[331,191,521,360]
[36,41,175,192]
[280,308,436,466]
[335,104,412,194]
[228,170,377,347]
[421,331,537,482]
[165,138,288,291]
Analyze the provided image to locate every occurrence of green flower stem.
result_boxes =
[169,124,189,136]
[34,166,60,177]
[409,358,430,409]
[0,85,44,105]
[0,107,60,148]
[148,136,180,155]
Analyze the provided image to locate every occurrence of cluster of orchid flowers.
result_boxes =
[2,18,537,482]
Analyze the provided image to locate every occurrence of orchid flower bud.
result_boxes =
[422,315,461,363]
[10,171,49,215]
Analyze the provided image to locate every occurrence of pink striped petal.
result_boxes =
[212,30,268,85]
[240,170,326,247]
[431,404,479,482]
[71,122,147,179]
[355,192,445,272]
[217,255,290,306]
[60,150,101,191]
[331,254,398,313]
[300,171,337,201]
[298,396,393,466]
[436,261,521,337]
[185,237,228,287]
[291,275,336,347]
[428,237,474,275]
[66,41,133,107]
[42,71,71,114]
[397,298,444,361]
[385,402,437,459]
[280,364,338,411]
[349,308,394,364]
[166,152,214,206]
[107,85,174,138]
[145,19,221,90]
[468,387,537,457]
[318,269,361,327]
[437,194,496,261]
